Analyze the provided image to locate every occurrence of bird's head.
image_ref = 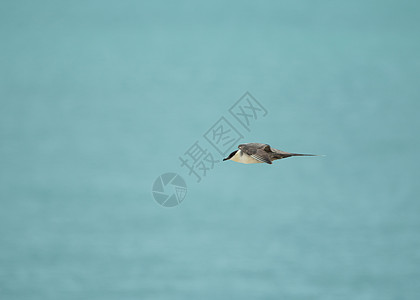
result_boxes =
[223,150,238,161]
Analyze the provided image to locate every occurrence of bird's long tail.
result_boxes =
[290,153,318,156]
[272,152,320,160]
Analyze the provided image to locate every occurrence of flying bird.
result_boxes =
[223,143,318,164]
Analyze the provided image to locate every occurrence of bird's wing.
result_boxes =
[251,150,273,164]
[241,145,273,164]
[271,147,292,155]
[241,143,272,151]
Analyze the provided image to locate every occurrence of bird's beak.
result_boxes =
[223,150,237,161]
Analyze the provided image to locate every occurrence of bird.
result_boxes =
[223,143,318,164]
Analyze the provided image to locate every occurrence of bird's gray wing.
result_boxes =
[271,147,292,155]
[241,143,272,151]
[251,150,273,164]
[241,145,272,164]
[269,146,293,160]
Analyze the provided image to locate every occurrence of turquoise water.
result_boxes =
[1,1,419,299]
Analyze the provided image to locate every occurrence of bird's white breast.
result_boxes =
[230,150,263,164]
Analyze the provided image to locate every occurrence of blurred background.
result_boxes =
[1,1,419,299]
